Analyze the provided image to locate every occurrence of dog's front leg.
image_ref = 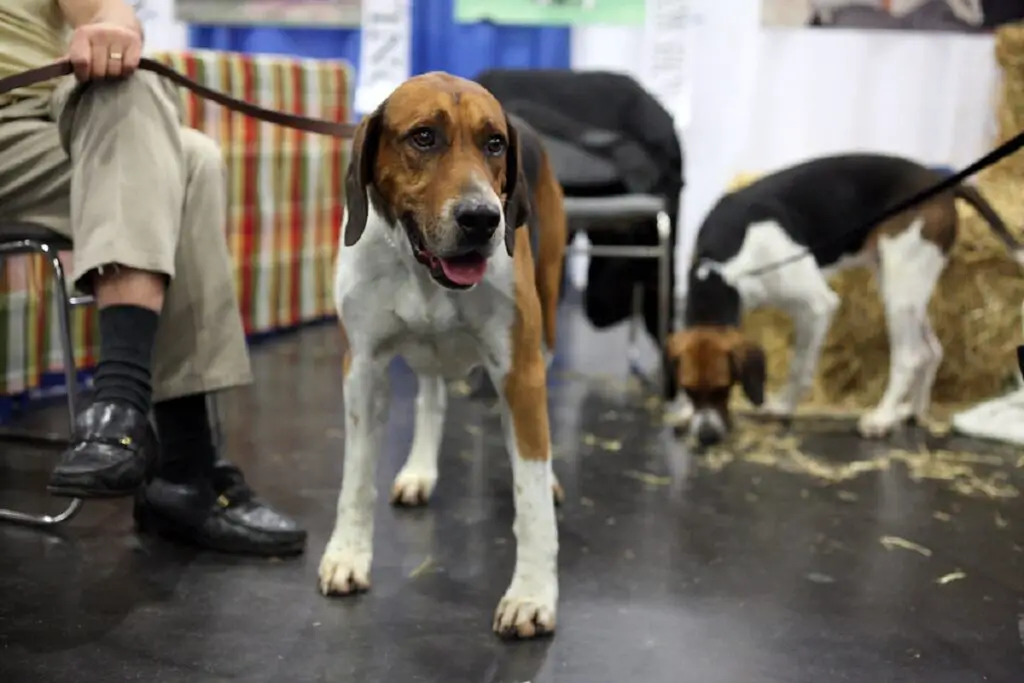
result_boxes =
[489,354,559,639]
[767,288,839,417]
[319,354,390,595]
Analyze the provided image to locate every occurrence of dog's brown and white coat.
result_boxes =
[318,72,567,638]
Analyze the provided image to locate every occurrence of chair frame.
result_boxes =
[567,207,674,394]
[0,235,92,527]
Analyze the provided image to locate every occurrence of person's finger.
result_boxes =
[106,42,126,78]
[91,38,109,79]
[121,38,142,77]
[67,31,91,81]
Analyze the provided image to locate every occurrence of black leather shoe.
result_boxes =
[48,401,157,498]
[133,468,306,557]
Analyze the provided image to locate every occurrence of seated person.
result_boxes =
[0,0,306,556]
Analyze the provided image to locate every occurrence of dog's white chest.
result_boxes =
[335,225,516,381]
[390,284,497,378]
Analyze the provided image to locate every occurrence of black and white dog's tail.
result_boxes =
[954,183,1024,268]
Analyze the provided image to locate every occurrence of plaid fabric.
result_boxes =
[0,50,352,397]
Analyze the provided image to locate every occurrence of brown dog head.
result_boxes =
[666,326,766,446]
[342,72,529,290]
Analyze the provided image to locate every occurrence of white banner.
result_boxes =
[134,0,188,53]
[641,0,696,129]
[354,0,412,115]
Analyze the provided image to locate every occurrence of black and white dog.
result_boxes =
[667,153,1024,444]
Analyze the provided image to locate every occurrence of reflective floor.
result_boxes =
[1,301,1022,682]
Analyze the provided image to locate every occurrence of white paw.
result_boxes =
[318,546,372,595]
[858,409,900,438]
[390,468,437,507]
[762,392,796,418]
[493,582,558,639]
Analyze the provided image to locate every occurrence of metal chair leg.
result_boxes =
[656,210,672,399]
[0,244,82,527]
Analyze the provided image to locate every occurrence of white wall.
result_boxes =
[570,0,999,294]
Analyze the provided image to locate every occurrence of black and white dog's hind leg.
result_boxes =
[859,220,947,437]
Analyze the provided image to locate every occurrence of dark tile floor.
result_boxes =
[1,301,1023,682]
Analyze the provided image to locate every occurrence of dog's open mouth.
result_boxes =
[402,218,488,289]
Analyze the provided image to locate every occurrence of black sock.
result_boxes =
[153,393,217,485]
[93,304,159,415]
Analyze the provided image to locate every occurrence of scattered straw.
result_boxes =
[880,536,932,557]
[936,570,967,585]
[623,470,671,487]
[700,419,1020,500]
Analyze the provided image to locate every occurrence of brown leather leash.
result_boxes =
[0,57,358,138]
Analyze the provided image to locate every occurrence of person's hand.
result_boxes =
[67,22,143,82]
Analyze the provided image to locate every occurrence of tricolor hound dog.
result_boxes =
[667,152,1024,445]
[319,72,568,639]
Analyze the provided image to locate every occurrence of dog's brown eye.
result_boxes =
[409,128,436,150]
[485,135,506,156]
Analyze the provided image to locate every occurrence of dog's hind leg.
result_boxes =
[859,219,947,437]
[320,351,390,595]
[391,374,447,506]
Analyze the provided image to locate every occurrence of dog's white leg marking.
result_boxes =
[391,374,447,507]
[859,221,946,437]
[487,364,559,638]
[766,262,839,417]
[319,356,389,595]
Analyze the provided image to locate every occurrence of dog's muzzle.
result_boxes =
[689,409,726,447]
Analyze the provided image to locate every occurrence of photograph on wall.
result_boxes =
[454,0,646,26]
[175,0,362,27]
[761,0,1024,32]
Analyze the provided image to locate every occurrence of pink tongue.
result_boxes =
[439,257,488,285]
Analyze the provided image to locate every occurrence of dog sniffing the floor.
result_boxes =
[319,72,567,638]
[668,152,1024,445]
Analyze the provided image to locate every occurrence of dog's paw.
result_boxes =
[318,547,372,596]
[493,588,557,639]
[761,392,795,419]
[390,468,437,507]
[858,409,899,439]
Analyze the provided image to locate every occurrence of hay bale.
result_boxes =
[740,171,1024,411]
[994,22,1024,176]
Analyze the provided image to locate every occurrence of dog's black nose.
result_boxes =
[697,423,721,447]
[454,201,501,238]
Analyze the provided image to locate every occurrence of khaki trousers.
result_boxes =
[0,73,253,401]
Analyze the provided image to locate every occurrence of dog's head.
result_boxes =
[666,327,767,447]
[343,71,529,290]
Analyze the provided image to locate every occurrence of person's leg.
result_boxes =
[0,77,304,554]
[134,128,304,556]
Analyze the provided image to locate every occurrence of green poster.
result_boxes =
[454,0,645,26]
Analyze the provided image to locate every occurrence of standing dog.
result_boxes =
[318,72,567,639]
[668,153,1024,445]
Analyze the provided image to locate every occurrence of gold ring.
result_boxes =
[109,52,124,61]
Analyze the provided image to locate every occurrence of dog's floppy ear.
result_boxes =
[729,338,767,407]
[502,114,530,257]
[663,331,690,399]
[343,102,386,247]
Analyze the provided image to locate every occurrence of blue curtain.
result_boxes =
[188,0,570,80]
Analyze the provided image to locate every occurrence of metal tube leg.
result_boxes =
[656,211,672,401]
[0,245,83,527]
